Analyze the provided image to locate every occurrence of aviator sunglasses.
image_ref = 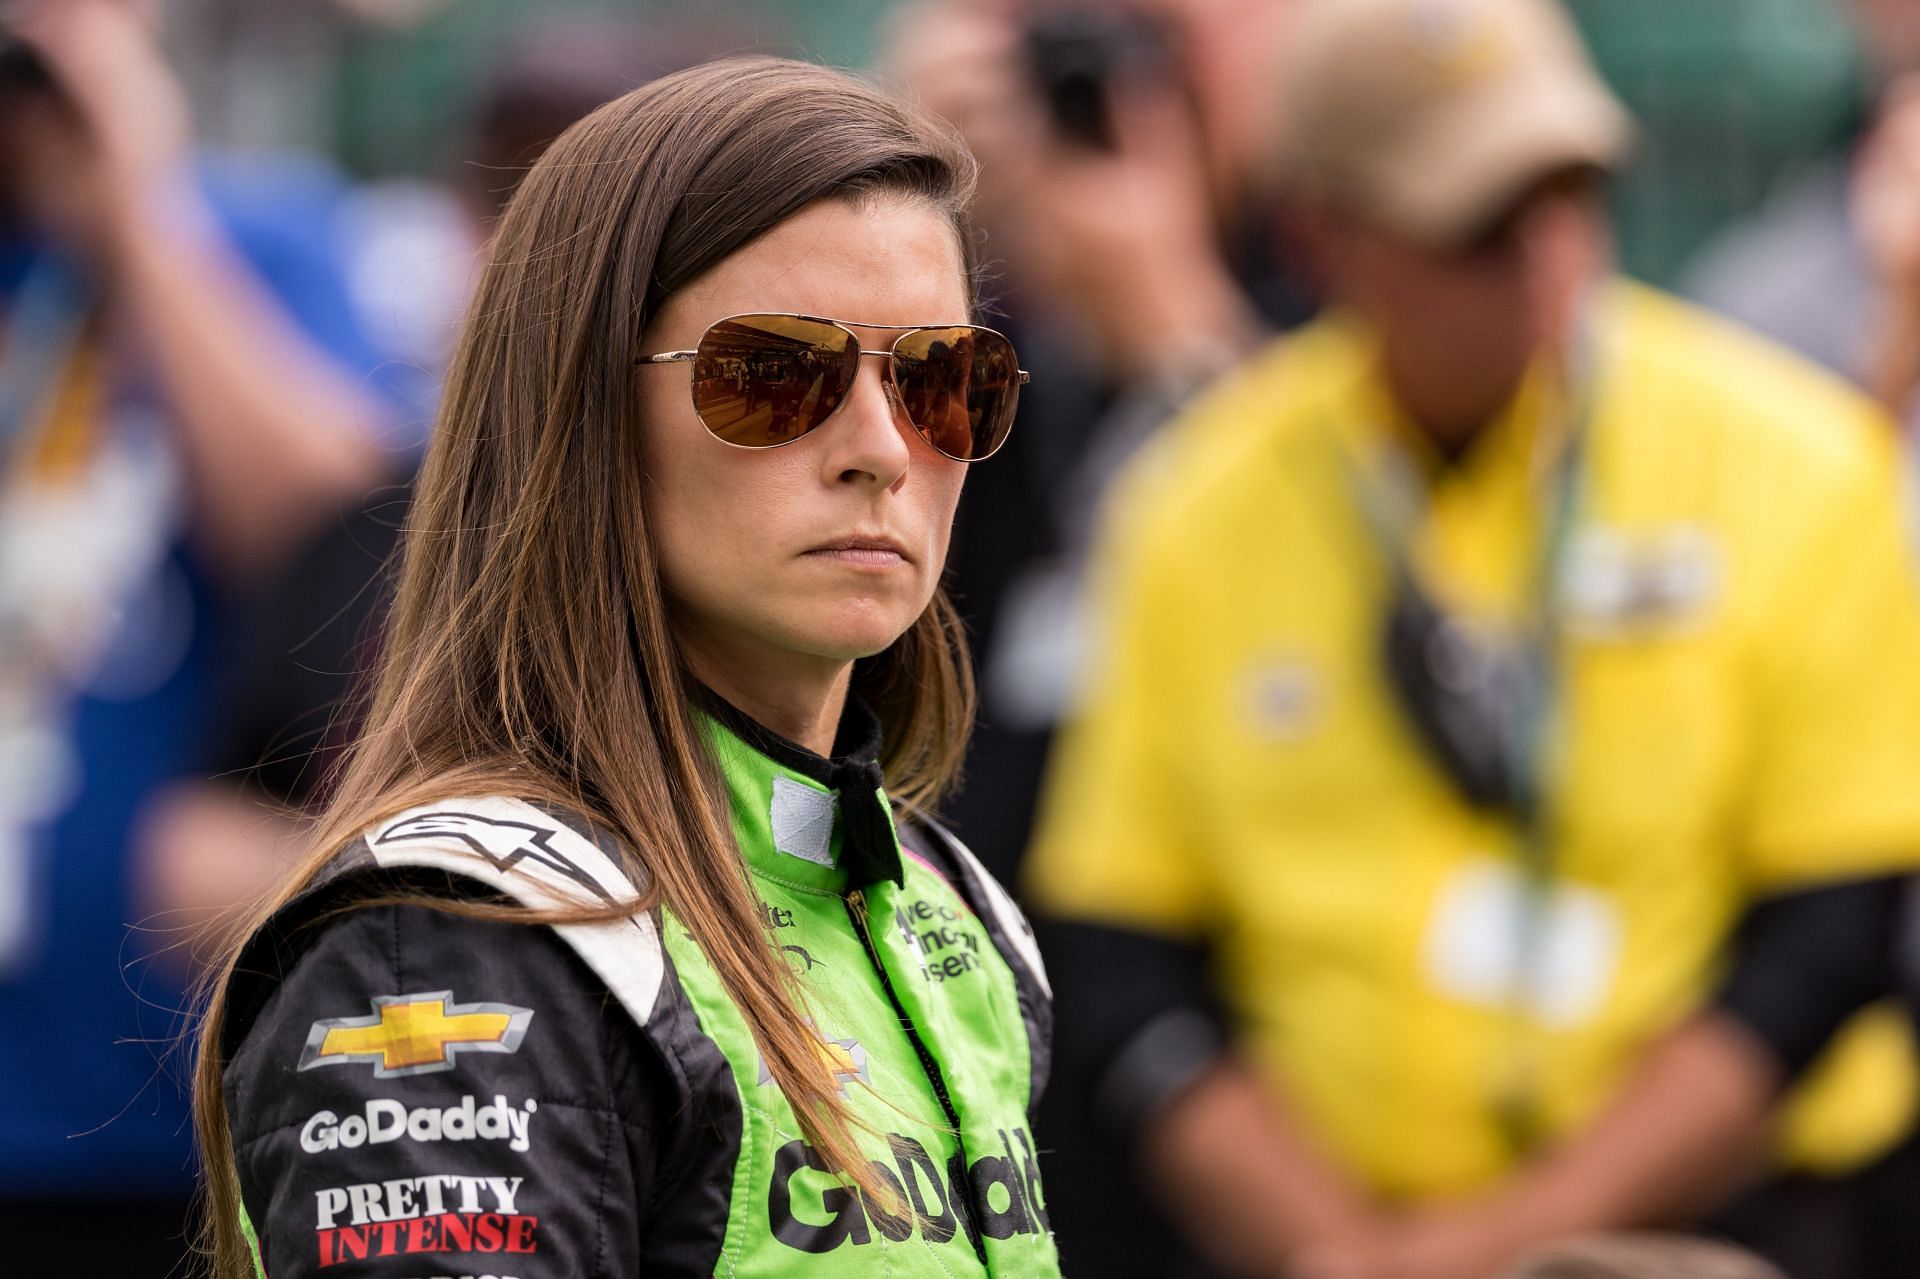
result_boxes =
[639,312,1029,462]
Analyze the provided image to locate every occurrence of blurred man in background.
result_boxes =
[0,0,405,1268]
[1026,1,1920,1277]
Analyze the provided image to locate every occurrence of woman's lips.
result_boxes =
[804,536,909,567]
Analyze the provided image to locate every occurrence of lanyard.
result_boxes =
[0,254,90,469]
[1339,323,1601,1152]
[1341,331,1595,822]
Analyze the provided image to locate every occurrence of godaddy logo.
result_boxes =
[300,1095,537,1155]
[769,1127,1047,1253]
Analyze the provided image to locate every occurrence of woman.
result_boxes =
[193,57,1058,1278]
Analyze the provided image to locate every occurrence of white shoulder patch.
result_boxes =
[366,796,666,1026]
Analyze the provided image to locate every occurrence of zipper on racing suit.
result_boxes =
[845,886,990,1265]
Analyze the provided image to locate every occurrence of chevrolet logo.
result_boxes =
[759,1030,870,1095]
[299,991,534,1078]
[818,1039,863,1080]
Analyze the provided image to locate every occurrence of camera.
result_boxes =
[0,30,52,95]
[1023,6,1176,150]
[1381,567,1536,818]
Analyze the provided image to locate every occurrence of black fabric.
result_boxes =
[218,860,467,1066]
[1027,917,1228,1279]
[699,689,903,887]
[1712,876,1906,1084]
[0,1198,198,1277]
[221,887,725,1277]
[1710,1122,1920,1279]
[1034,919,1224,1145]
[1380,566,1533,816]
[631,946,743,1274]
[213,479,410,807]
[897,815,962,884]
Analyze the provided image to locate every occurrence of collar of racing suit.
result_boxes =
[697,688,904,889]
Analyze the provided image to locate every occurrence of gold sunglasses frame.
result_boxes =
[637,311,1031,462]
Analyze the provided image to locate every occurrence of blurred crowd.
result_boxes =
[7,0,1920,1276]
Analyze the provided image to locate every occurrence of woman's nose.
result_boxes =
[817,351,914,488]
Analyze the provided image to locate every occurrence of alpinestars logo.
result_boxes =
[300,992,533,1078]
[376,810,611,902]
[313,1174,537,1268]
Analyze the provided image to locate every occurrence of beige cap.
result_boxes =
[1278,0,1632,246]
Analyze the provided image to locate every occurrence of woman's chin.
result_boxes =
[785,604,921,663]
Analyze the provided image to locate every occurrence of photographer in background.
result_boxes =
[889,6,1313,1269]
[886,0,1311,878]
[0,1,404,1269]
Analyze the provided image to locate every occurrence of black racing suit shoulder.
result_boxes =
[218,863,733,1276]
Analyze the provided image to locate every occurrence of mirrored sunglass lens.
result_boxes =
[690,315,855,446]
[892,327,1020,461]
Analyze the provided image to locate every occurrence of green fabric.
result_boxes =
[329,0,900,178]
[658,714,1058,1275]
[1565,0,1863,285]
[239,1201,267,1279]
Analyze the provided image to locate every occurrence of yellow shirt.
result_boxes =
[1025,281,1920,1198]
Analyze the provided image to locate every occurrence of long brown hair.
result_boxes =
[193,56,979,1277]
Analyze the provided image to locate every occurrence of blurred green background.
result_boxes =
[170,0,1871,287]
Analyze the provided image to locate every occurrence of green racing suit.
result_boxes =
[216,698,1061,1277]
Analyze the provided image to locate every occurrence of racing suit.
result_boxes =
[214,698,1060,1277]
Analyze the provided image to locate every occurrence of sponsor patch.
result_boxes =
[780,943,824,976]
[301,992,533,1078]
[313,1175,537,1268]
[770,1126,1049,1252]
[1422,858,1620,1027]
[1559,526,1722,638]
[893,897,984,984]
[1239,657,1323,741]
[300,1095,537,1155]
[759,1029,870,1096]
